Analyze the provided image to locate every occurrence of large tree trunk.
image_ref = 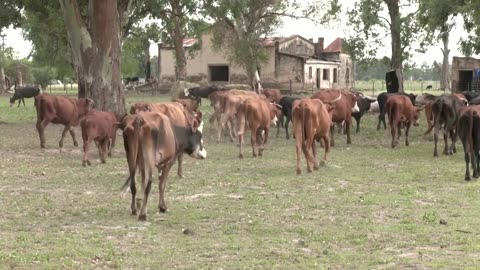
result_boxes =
[59,0,126,116]
[173,21,186,81]
[440,33,450,92]
[386,0,404,92]
[145,43,151,80]
[0,66,5,94]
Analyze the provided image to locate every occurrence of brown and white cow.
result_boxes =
[292,98,333,175]
[385,95,422,148]
[237,98,280,158]
[130,101,202,178]
[311,90,359,146]
[80,110,123,166]
[34,93,94,148]
[120,112,207,220]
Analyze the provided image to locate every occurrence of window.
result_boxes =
[323,69,330,81]
[333,68,338,83]
[209,65,229,82]
[308,67,312,79]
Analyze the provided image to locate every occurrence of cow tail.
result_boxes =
[301,103,307,143]
[34,96,42,122]
[468,109,474,157]
[237,103,246,136]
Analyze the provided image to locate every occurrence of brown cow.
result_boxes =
[34,94,94,148]
[261,88,282,103]
[311,90,359,146]
[120,112,206,220]
[237,98,280,158]
[216,92,264,142]
[292,98,333,175]
[80,110,123,166]
[457,105,480,180]
[130,101,202,178]
[386,95,422,148]
[173,98,199,114]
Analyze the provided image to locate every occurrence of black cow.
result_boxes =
[461,91,480,102]
[124,77,139,86]
[424,95,466,157]
[277,96,300,139]
[185,85,225,105]
[352,93,376,133]
[10,86,41,107]
[457,106,480,181]
[468,95,480,106]
[376,92,417,130]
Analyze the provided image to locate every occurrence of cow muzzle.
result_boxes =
[352,101,360,113]
[191,145,207,159]
[271,116,278,126]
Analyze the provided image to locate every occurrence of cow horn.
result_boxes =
[330,92,342,103]
[87,98,95,106]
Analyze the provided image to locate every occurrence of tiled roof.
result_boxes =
[323,38,343,53]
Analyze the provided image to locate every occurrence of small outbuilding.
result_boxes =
[451,56,480,92]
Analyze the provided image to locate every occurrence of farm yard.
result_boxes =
[1,94,479,269]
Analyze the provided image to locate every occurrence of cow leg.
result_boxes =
[311,140,319,170]
[383,114,387,130]
[22,98,26,107]
[286,116,293,140]
[405,123,411,146]
[295,139,302,175]
[322,135,330,161]
[139,167,153,221]
[58,125,71,148]
[227,119,236,142]
[99,139,108,164]
[465,152,472,181]
[36,119,49,148]
[346,120,352,144]
[330,125,335,147]
[259,128,269,156]
[442,132,449,155]
[391,123,398,148]
[177,153,184,178]
[109,131,117,157]
[217,114,227,143]
[251,128,258,157]
[69,128,79,147]
[82,137,92,166]
[129,175,137,215]
[433,127,439,157]
[301,142,313,173]
[158,163,174,213]
[355,117,361,133]
[17,99,21,107]
[449,129,456,155]
[238,133,244,159]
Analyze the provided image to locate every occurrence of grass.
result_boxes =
[1,94,480,269]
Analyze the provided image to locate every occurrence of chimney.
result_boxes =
[315,37,324,56]
[308,38,313,43]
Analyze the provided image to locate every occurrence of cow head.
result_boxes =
[130,102,150,114]
[269,103,282,126]
[346,93,360,113]
[185,120,207,159]
[194,111,203,133]
[76,98,95,115]
[183,88,190,97]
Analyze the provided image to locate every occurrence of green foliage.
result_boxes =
[0,0,22,30]
[459,1,480,55]
[31,65,56,89]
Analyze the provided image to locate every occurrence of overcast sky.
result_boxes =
[1,1,478,66]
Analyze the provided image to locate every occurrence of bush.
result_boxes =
[32,66,57,89]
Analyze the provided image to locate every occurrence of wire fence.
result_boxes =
[355,80,445,96]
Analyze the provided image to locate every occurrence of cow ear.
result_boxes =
[87,98,95,108]
[195,111,203,120]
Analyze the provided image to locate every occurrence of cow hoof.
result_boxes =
[73,142,78,147]
[307,168,312,173]
[87,160,91,166]
[313,165,319,170]
[239,154,244,159]
[320,161,326,167]
[131,210,137,215]
[433,152,438,157]
[138,214,147,221]
[465,176,471,181]
[178,174,184,179]
[40,144,45,149]
[473,173,479,179]
[101,159,106,164]
[296,169,301,175]
[108,152,112,157]
[159,207,167,213]
[82,161,86,167]
[59,143,63,148]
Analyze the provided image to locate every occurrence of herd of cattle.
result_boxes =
[7,84,480,220]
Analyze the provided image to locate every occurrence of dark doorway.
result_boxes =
[316,68,320,89]
[459,70,473,91]
[209,65,229,82]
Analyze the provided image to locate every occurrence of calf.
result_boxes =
[80,110,122,166]
[351,92,376,133]
[185,85,225,105]
[385,95,422,148]
[422,93,438,135]
[457,106,480,180]
[34,94,94,148]
[130,101,202,178]
[377,92,417,130]
[424,95,466,156]
[277,96,300,139]
[10,86,41,107]
[237,98,280,158]
[173,98,199,114]
[292,98,332,175]
[121,112,207,220]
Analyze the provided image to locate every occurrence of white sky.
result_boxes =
[1,1,478,66]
